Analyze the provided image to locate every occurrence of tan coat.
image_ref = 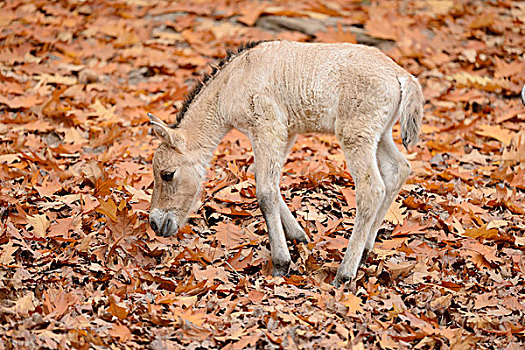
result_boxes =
[148,41,424,286]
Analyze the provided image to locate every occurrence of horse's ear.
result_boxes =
[148,113,186,152]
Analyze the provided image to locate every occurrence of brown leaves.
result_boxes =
[315,23,356,43]
[43,287,79,318]
[12,292,36,316]
[1,0,524,349]
[0,95,44,109]
[340,292,363,316]
[237,1,267,26]
[213,222,246,248]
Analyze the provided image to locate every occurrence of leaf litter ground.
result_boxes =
[0,0,524,349]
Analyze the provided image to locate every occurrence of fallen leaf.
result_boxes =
[96,198,117,222]
[385,200,406,225]
[12,292,36,316]
[475,125,515,146]
[237,1,266,26]
[0,242,18,265]
[26,214,50,238]
[108,297,129,320]
[109,323,132,342]
[340,293,363,316]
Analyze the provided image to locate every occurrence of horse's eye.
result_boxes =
[161,171,175,182]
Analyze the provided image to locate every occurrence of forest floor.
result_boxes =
[0,0,524,349]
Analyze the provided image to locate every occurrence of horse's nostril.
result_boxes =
[161,217,172,236]
[150,219,159,233]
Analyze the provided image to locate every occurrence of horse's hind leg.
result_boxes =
[334,121,386,286]
[363,130,411,261]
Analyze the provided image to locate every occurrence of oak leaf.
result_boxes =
[26,214,50,238]
[214,222,246,248]
[475,125,514,146]
[109,323,132,342]
[340,293,363,316]
[463,225,499,241]
[385,200,406,225]
[12,292,36,316]
[0,242,18,265]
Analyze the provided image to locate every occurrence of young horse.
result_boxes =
[147,41,424,286]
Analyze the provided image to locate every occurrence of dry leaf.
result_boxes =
[475,125,515,146]
[0,242,18,265]
[27,214,50,238]
[385,200,406,225]
[340,293,363,316]
[109,323,132,342]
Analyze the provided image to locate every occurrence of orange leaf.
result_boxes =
[340,293,363,316]
[214,222,246,248]
[463,225,499,240]
[237,2,266,26]
[108,297,129,320]
[26,214,50,238]
[475,125,515,146]
[315,23,356,43]
[109,323,132,342]
[0,95,44,109]
[385,200,406,226]
[325,235,348,250]
[96,198,117,222]
[339,186,356,207]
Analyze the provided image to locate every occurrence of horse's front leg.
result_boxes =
[252,134,291,276]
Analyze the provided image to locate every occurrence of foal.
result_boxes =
[148,41,423,286]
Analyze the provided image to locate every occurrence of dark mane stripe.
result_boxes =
[171,41,265,128]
